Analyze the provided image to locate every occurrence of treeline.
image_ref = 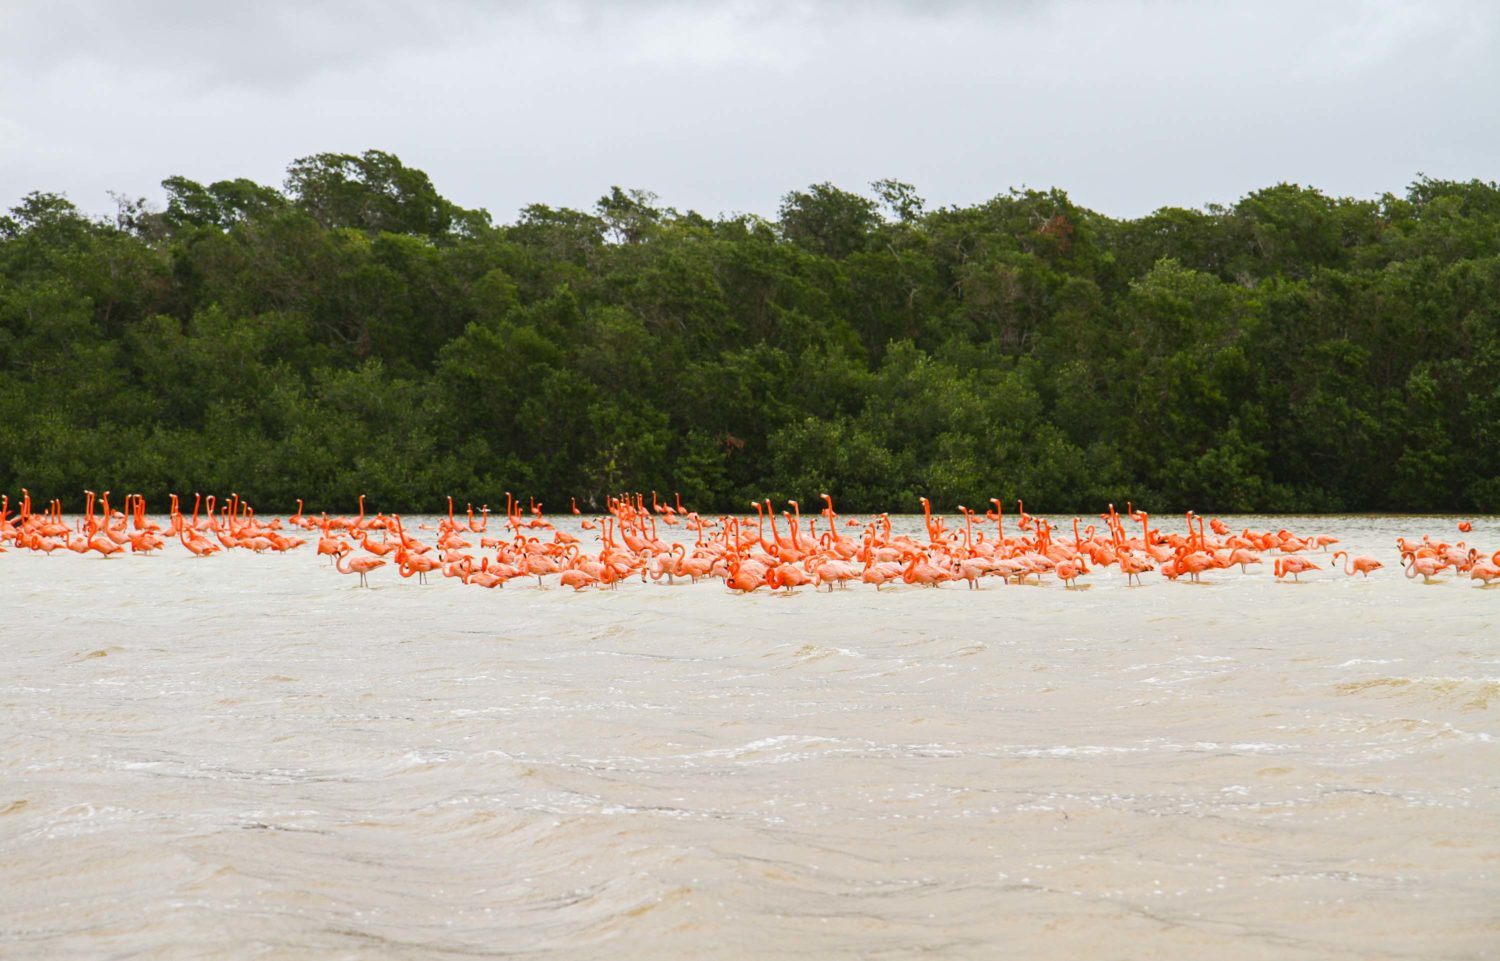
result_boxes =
[2,150,1498,513]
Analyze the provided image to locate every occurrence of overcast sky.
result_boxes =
[2,0,1497,224]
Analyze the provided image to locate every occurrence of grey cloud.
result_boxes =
[2,0,1496,224]
[3,0,499,88]
[0,0,1043,87]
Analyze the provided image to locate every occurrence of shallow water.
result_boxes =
[3,514,1498,959]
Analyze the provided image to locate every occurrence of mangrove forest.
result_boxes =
[2,150,1498,513]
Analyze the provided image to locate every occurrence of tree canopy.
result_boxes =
[3,154,1497,513]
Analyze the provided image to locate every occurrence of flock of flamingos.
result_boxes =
[2,489,1497,591]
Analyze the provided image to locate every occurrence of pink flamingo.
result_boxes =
[1274,557,1320,582]
[336,551,386,587]
[1332,551,1383,577]
[1403,552,1448,584]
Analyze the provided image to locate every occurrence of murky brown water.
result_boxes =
[3,515,1498,959]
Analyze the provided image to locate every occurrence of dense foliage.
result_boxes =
[3,151,1498,513]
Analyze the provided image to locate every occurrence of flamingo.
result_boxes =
[354,529,398,557]
[87,534,124,558]
[951,555,991,590]
[1221,548,1261,573]
[676,549,716,583]
[523,550,562,587]
[901,554,952,588]
[809,556,861,591]
[462,558,509,589]
[1403,552,1448,584]
[768,561,813,592]
[724,554,770,593]
[1274,557,1320,581]
[1174,550,1214,583]
[30,532,66,554]
[1118,552,1154,586]
[397,548,441,584]
[1469,552,1500,587]
[179,529,220,558]
[317,532,350,564]
[1332,551,1383,577]
[335,551,386,587]
[559,567,600,591]
[1054,557,1086,589]
[860,555,904,590]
